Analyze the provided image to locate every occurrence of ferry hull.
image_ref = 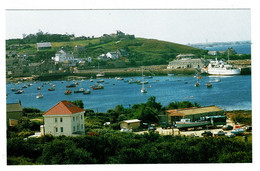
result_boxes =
[207,68,241,75]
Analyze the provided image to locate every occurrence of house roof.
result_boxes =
[43,100,85,116]
[7,103,22,112]
[167,106,223,116]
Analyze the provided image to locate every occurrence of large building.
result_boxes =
[167,58,206,69]
[42,100,85,136]
[159,106,224,125]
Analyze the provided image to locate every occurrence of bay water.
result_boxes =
[6,75,251,112]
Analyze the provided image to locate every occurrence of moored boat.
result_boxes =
[206,50,240,75]
[15,90,24,94]
[74,88,85,93]
[66,83,77,88]
[195,82,200,87]
[206,82,213,88]
[37,87,42,90]
[36,93,43,99]
[83,89,91,95]
[64,90,72,95]
[92,84,104,90]
[48,87,55,91]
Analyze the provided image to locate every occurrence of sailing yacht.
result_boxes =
[96,63,105,77]
[141,67,147,93]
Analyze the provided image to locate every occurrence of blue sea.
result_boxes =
[202,43,251,54]
[6,75,252,112]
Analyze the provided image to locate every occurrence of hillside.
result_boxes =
[6,33,206,66]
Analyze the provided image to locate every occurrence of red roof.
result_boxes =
[43,100,85,116]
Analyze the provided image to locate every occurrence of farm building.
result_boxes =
[159,105,224,125]
[120,119,141,130]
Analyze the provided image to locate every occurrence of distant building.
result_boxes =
[120,119,141,130]
[167,58,205,69]
[36,42,52,51]
[106,52,119,60]
[97,54,108,60]
[208,51,217,56]
[6,101,23,126]
[42,100,85,136]
[117,49,129,57]
[176,54,196,59]
[53,50,75,63]
[159,106,224,125]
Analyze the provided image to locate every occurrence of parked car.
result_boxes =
[226,133,236,138]
[201,131,213,137]
[214,130,226,136]
[120,127,132,132]
[148,126,156,132]
[223,125,233,130]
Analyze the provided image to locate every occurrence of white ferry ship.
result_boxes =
[206,58,241,75]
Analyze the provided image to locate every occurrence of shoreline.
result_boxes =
[6,67,251,82]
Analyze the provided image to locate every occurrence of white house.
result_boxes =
[97,54,108,60]
[106,52,119,60]
[208,51,217,56]
[42,100,85,136]
[53,50,75,63]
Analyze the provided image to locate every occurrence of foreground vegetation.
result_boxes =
[7,130,252,164]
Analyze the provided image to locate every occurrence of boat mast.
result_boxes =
[227,48,230,64]
[142,66,144,89]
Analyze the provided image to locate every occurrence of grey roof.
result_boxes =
[36,42,52,48]
[7,103,22,112]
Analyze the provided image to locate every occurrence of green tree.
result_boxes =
[71,100,84,109]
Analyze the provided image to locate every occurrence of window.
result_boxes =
[55,127,58,132]
[60,127,63,132]
[73,117,75,121]
[77,125,79,131]
[81,124,83,130]
[60,118,63,122]
[73,126,75,132]
[55,118,57,123]
[81,115,83,120]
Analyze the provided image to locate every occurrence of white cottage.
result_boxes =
[53,50,75,63]
[42,100,85,136]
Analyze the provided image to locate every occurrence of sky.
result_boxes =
[6,9,251,44]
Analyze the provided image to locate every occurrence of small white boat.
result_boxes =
[115,77,124,80]
[36,93,43,99]
[83,89,91,95]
